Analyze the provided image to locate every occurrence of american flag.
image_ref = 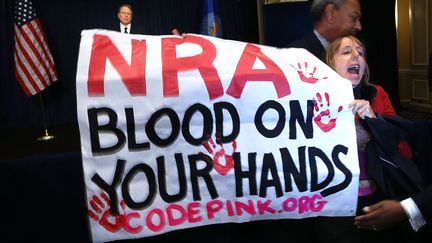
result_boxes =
[14,0,58,96]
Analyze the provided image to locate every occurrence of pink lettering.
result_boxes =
[146,208,165,232]
[235,200,256,216]
[282,198,297,212]
[282,194,327,214]
[257,200,276,215]
[310,194,327,212]
[206,200,224,219]
[298,196,310,214]
[166,203,187,226]
[187,202,203,223]
[124,212,143,234]
[226,200,235,217]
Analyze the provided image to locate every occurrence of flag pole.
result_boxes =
[37,92,55,141]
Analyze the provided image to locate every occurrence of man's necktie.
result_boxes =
[124,27,128,34]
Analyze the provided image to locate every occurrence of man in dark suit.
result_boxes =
[117,4,144,34]
[288,0,362,61]
[354,118,432,242]
[353,186,432,243]
[116,4,180,35]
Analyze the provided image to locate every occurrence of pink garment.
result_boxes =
[358,150,376,196]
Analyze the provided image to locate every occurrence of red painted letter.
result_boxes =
[166,203,187,226]
[161,35,223,100]
[227,44,290,98]
[87,34,146,96]
[146,208,165,232]
[124,212,143,234]
[206,200,224,219]
[187,202,203,223]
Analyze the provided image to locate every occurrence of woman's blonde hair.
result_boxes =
[325,35,370,84]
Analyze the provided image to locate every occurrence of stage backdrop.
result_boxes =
[0,0,401,132]
[76,30,359,242]
[0,0,258,130]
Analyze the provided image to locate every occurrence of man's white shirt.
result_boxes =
[120,23,131,34]
[401,198,426,231]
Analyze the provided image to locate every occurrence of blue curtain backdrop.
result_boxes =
[0,0,258,130]
[1,0,401,143]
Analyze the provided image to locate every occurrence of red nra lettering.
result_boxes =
[86,34,292,99]
[227,43,291,98]
[161,35,224,100]
[88,34,147,96]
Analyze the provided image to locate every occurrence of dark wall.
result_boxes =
[358,0,400,110]
[263,1,313,48]
[0,0,258,130]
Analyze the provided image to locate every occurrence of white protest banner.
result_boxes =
[76,29,359,242]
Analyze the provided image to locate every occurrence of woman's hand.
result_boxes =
[348,99,376,119]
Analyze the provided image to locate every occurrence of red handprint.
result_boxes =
[202,136,237,176]
[291,62,327,84]
[313,92,343,132]
[88,192,126,233]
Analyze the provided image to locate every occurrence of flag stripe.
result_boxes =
[14,50,39,95]
[14,0,58,96]
[14,39,46,91]
[33,20,56,67]
[15,25,49,89]
[19,22,55,85]
[15,25,49,86]
[29,20,57,79]
[21,23,52,83]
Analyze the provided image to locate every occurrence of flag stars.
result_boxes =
[14,0,36,26]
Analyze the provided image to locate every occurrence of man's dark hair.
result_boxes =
[310,0,346,22]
